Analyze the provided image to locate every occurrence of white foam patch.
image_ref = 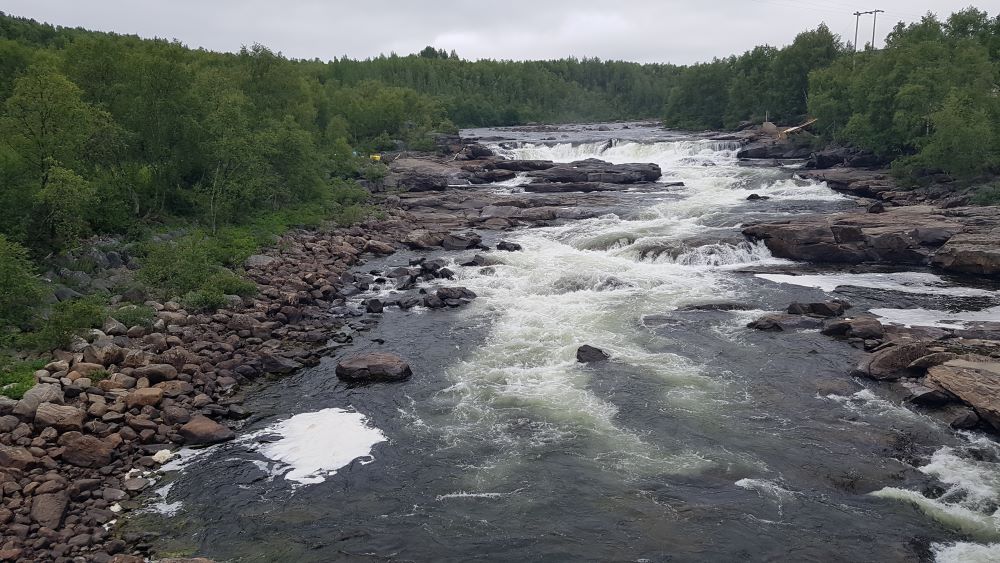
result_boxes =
[871,306,1000,329]
[243,408,387,485]
[756,272,998,297]
[872,436,1000,542]
[932,541,1000,562]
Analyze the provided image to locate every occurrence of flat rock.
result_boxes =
[336,353,412,383]
[576,345,610,363]
[747,313,824,331]
[60,433,114,468]
[34,402,85,432]
[30,491,68,528]
[0,445,36,469]
[927,361,1000,429]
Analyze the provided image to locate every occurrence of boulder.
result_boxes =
[133,363,178,384]
[821,316,885,340]
[496,240,522,252]
[747,313,824,331]
[364,240,395,255]
[126,388,164,408]
[60,434,114,468]
[261,354,302,375]
[404,230,444,250]
[245,254,277,268]
[576,345,610,363]
[364,298,384,313]
[927,361,1000,429]
[102,317,127,336]
[786,301,848,318]
[854,342,929,380]
[179,415,235,445]
[493,159,555,172]
[13,383,64,418]
[336,353,412,382]
[34,403,84,432]
[30,491,68,528]
[0,445,37,469]
[441,232,482,250]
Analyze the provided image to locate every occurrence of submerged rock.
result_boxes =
[336,353,412,383]
[576,345,610,363]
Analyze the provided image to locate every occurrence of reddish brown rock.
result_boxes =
[60,433,114,468]
[34,403,85,432]
[179,415,235,445]
[125,388,164,408]
[927,361,1000,429]
[30,491,68,528]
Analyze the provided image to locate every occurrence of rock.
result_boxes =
[403,230,444,249]
[746,194,770,201]
[364,298,384,313]
[677,303,754,312]
[364,240,395,255]
[821,316,885,339]
[12,383,64,418]
[133,363,178,384]
[34,403,84,432]
[867,202,885,214]
[855,342,928,380]
[493,159,555,172]
[441,232,482,250]
[899,380,954,406]
[30,491,68,528]
[125,388,164,408]
[60,433,114,467]
[927,361,1000,429]
[103,317,127,336]
[0,445,36,469]
[261,354,302,375]
[245,254,277,268]
[179,415,235,445]
[908,352,960,370]
[576,345,610,363]
[496,240,522,252]
[786,301,847,318]
[436,287,477,301]
[335,353,412,382]
[527,159,661,184]
[747,313,824,331]
[932,231,1000,276]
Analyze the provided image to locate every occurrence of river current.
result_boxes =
[137,123,1000,562]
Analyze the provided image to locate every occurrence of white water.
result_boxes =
[240,408,387,485]
[872,435,1000,559]
[756,272,998,298]
[425,139,845,481]
[871,306,1000,329]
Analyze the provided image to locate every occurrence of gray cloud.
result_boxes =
[0,0,983,64]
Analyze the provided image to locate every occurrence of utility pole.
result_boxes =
[871,9,885,50]
[853,12,863,54]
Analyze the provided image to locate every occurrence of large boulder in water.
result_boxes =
[336,353,412,383]
[577,345,610,363]
[527,159,660,184]
[927,360,1000,429]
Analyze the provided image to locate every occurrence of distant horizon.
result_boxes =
[0,1,980,66]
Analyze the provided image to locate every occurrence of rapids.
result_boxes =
[135,122,1000,562]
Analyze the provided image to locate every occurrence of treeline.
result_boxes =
[660,8,1000,184]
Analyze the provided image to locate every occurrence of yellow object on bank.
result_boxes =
[369,154,382,161]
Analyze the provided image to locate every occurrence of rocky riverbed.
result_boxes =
[3,121,1000,562]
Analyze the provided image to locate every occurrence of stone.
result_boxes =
[34,403,84,432]
[496,240,523,252]
[13,383,64,418]
[30,491,68,528]
[441,232,482,251]
[747,313,824,331]
[364,298,384,313]
[576,345,610,363]
[261,354,302,375]
[927,361,1000,429]
[899,380,954,406]
[102,318,127,336]
[133,363,178,384]
[855,343,929,380]
[60,434,114,468]
[179,415,235,445]
[125,388,164,408]
[336,353,412,383]
[245,254,277,268]
[364,240,395,255]
[0,445,36,469]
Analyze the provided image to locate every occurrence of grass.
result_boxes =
[0,359,44,399]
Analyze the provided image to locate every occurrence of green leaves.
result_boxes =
[0,234,43,330]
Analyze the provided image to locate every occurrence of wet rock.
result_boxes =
[899,379,954,406]
[927,361,1000,429]
[364,298,384,313]
[576,345,610,363]
[678,303,753,312]
[746,194,770,201]
[441,232,482,250]
[786,301,848,318]
[179,415,235,445]
[496,240,522,252]
[260,354,302,375]
[821,316,885,340]
[493,159,555,172]
[436,287,477,301]
[747,313,824,331]
[527,159,661,184]
[336,353,412,383]
[855,342,928,380]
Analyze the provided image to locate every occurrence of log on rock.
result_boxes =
[336,353,413,382]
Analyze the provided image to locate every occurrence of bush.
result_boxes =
[0,234,44,330]
[138,234,217,297]
[21,296,106,351]
[182,289,227,312]
[332,204,372,227]
[0,361,40,399]
[113,304,155,328]
[972,184,1000,206]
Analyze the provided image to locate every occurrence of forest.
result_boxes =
[0,7,998,359]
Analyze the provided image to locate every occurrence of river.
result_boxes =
[135,123,1000,562]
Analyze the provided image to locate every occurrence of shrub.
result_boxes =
[182,289,227,312]
[113,304,155,328]
[0,234,44,329]
[972,184,1000,206]
[0,357,41,399]
[332,204,372,227]
[21,295,106,351]
[138,234,216,296]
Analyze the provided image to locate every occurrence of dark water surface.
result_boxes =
[136,123,1000,562]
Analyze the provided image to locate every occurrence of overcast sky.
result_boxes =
[0,1,992,64]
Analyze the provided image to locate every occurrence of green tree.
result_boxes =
[0,234,43,329]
